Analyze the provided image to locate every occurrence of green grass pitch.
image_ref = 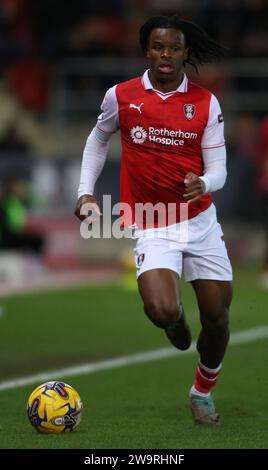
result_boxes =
[0,267,267,449]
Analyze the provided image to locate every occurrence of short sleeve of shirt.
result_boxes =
[96,85,120,134]
[201,94,225,149]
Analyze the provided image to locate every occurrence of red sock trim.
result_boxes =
[194,363,221,394]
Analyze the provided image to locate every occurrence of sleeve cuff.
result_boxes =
[199,176,210,193]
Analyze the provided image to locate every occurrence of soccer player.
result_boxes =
[75,15,233,425]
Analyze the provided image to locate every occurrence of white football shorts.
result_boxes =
[133,203,233,282]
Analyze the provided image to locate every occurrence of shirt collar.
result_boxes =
[142,69,188,93]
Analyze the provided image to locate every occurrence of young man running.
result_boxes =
[75,15,233,425]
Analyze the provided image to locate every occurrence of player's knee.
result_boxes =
[202,306,229,334]
[144,301,180,329]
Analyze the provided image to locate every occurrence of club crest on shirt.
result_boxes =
[184,104,196,120]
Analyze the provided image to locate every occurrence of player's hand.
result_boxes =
[74,194,102,222]
[183,172,206,204]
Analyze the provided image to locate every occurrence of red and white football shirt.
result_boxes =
[96,71,225,227]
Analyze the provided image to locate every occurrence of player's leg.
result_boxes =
[192,279,232,368]
[188,279,232,425]
[138,268,191,350]
[182,204,233,424]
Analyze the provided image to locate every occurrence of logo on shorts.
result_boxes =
[130,126,147,144]
[137,253,145,267]
[184,104,196,120]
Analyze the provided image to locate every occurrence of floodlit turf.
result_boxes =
[0,267,267,449]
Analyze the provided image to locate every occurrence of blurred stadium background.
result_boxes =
[0,0,268,449]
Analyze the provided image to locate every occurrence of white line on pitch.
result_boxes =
[0,326,268,392]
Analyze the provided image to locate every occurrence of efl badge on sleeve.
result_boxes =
[184,104,196,120]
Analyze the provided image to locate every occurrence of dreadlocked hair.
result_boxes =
[139,15,227,72]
